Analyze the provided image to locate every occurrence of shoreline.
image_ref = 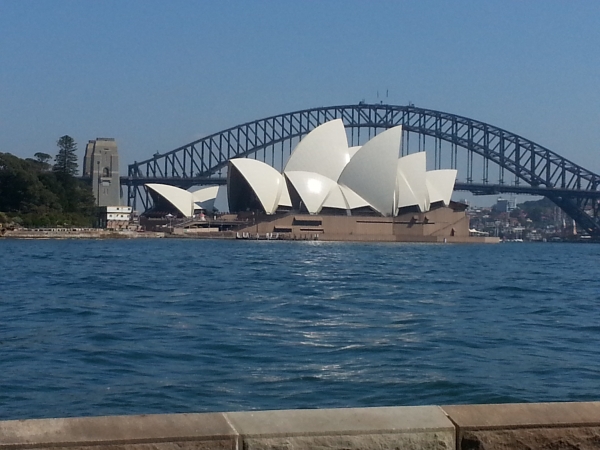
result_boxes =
[0,228,166,239]
[1,228,498,243]
[1,227,593,243]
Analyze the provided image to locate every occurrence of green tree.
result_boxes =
[0,151,95,227]
[53,135,78,176]
[34,152,52,171]
[25,152,53,172]
[0,153,50,212]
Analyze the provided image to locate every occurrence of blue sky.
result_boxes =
[1,0,599,186]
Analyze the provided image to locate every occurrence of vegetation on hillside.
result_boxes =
[0,137,96,227]
[510,197,557,226]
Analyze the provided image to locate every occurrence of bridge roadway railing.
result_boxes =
[2,402,600,450]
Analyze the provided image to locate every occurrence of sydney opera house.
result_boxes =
[143,120,477,242]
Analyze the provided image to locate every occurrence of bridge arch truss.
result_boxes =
[126,104,600,235]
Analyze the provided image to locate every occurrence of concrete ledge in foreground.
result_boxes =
[441,401,600,450]
[3,403,600,450]
[0,413,237,450]
[225,406,454,449]
[0,406,454,450]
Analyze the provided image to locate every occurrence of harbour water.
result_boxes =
[1,239,599,420]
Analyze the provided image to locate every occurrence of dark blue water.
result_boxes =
[1,239,599,420]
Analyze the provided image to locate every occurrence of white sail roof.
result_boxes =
[426,169,457,206]
[322,184,349,210]
[395,169,420,211]
[189,185,218,199]
[347,146,361,161]
[145,183,194,217]
[220,120,457,218]
[229,158,290,214]
[285,171,339,214]
[338,126,403,216]
[284,119,353,181]
[213,185,230,213]
[278,181,292,207]
[338,185,371,210]
[189,185,220,211]
[396,152,430,213]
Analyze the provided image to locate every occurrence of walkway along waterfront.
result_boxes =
[2,402,600,450]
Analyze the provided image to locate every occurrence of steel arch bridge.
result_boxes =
[125,103,600,235]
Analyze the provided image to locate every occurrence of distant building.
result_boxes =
[83,138,120,206]
[493,197,516,213]
[97,206,132,230]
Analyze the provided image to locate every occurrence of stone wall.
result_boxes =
[2,403,600,450]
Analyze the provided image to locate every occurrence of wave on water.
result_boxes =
[1,240,599,419]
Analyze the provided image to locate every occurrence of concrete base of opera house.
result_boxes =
[3,402,600,450]
[234,205,499,243]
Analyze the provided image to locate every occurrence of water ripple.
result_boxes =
[1,240,600,419]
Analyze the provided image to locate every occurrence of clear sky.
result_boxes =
[1,0,599,188]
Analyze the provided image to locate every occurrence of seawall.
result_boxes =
[0,229,165,239]
[2,402,600,450]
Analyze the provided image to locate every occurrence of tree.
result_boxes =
[35,152,52,170]
[34,152,52,164]
[0,151,95,227]
[0,152,59,214]
[53,135,78,176]
[28,152,53,172]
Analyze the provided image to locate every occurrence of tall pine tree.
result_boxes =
[53,135,78,176]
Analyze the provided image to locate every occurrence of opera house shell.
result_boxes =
[144,183,227,218]
[143,119,475,241]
